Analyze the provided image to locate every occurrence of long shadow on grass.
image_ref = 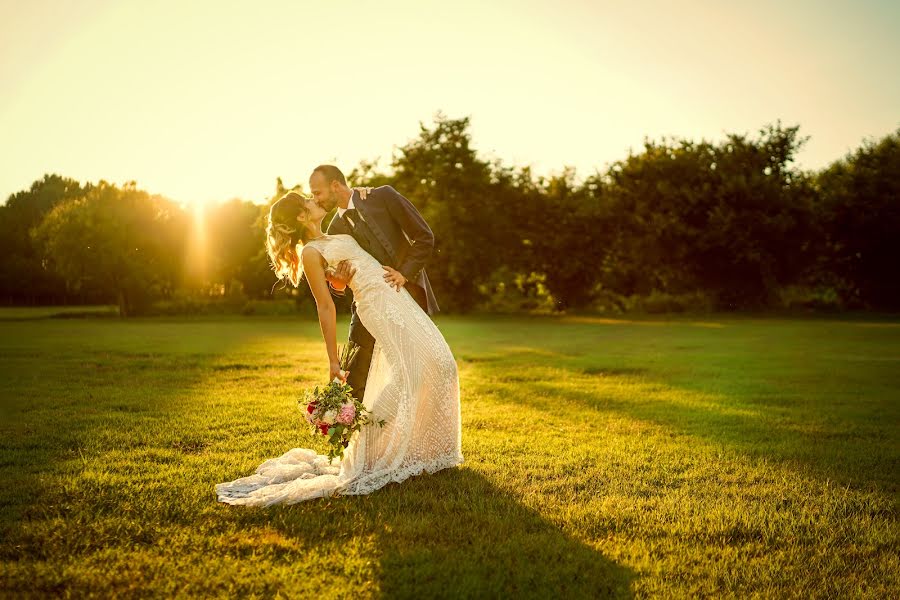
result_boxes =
[494,363,898,492]
[263,467,634,598]
[453,333,898,493]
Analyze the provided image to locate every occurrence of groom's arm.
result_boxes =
[381,186,434,284]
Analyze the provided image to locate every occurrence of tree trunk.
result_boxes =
[117,289,128,317]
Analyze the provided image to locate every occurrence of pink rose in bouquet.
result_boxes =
[298,343,386,462]
[337,403,356,425]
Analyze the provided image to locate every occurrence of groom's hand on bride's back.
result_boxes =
[382,265,407,291]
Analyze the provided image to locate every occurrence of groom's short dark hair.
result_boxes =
[312,164,347,187]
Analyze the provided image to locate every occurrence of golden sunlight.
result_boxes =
[183,200,209,288]
[1,1,897,206]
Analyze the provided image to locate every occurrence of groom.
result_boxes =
[308,165,439,402]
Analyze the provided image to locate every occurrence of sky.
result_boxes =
[1,0,898,207]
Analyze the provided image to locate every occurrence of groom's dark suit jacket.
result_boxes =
[326,185,439,315]
[326,185,439,402]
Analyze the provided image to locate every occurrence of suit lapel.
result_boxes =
[344,188,360,229]
[354,191,397,259]
[326,190,358,235]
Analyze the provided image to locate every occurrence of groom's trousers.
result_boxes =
[347,304,376,403]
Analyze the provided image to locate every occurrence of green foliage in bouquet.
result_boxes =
[299,342,387,462]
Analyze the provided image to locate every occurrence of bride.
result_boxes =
[215,189,463,506]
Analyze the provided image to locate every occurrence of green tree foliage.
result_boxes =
[601,122,818,308]
[386,113,499,311]
[355,116,827,311]
[351,114,603,311]
[527,167,610,309]
[814,128,900,309]
[3,119,898,314]
[30,181,184,316]
[0,174,91,304]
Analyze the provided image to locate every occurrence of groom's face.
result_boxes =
[309,172,338,211]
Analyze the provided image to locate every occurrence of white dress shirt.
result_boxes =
[336,191,355,218]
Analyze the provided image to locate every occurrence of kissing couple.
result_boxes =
[216,164,463,506]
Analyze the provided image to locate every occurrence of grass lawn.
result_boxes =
[1,312,897,598]
[0,304,119,320]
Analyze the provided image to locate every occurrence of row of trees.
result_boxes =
[1,115,898,315]
[353,116,899,311]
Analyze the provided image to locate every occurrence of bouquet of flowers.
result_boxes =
[299,342,386,462]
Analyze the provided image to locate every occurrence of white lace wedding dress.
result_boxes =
[215,233,463,506]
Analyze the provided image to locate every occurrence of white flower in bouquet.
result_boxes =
[298,342,386,462]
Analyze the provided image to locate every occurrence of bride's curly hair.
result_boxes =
[265,190,315,289]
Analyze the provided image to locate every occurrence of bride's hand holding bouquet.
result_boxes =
[300,342,386,463]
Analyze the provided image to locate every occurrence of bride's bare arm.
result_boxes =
[301,247,344,381]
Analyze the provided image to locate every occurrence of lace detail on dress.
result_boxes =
[384,303,406,329]
[216,233,463,506]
